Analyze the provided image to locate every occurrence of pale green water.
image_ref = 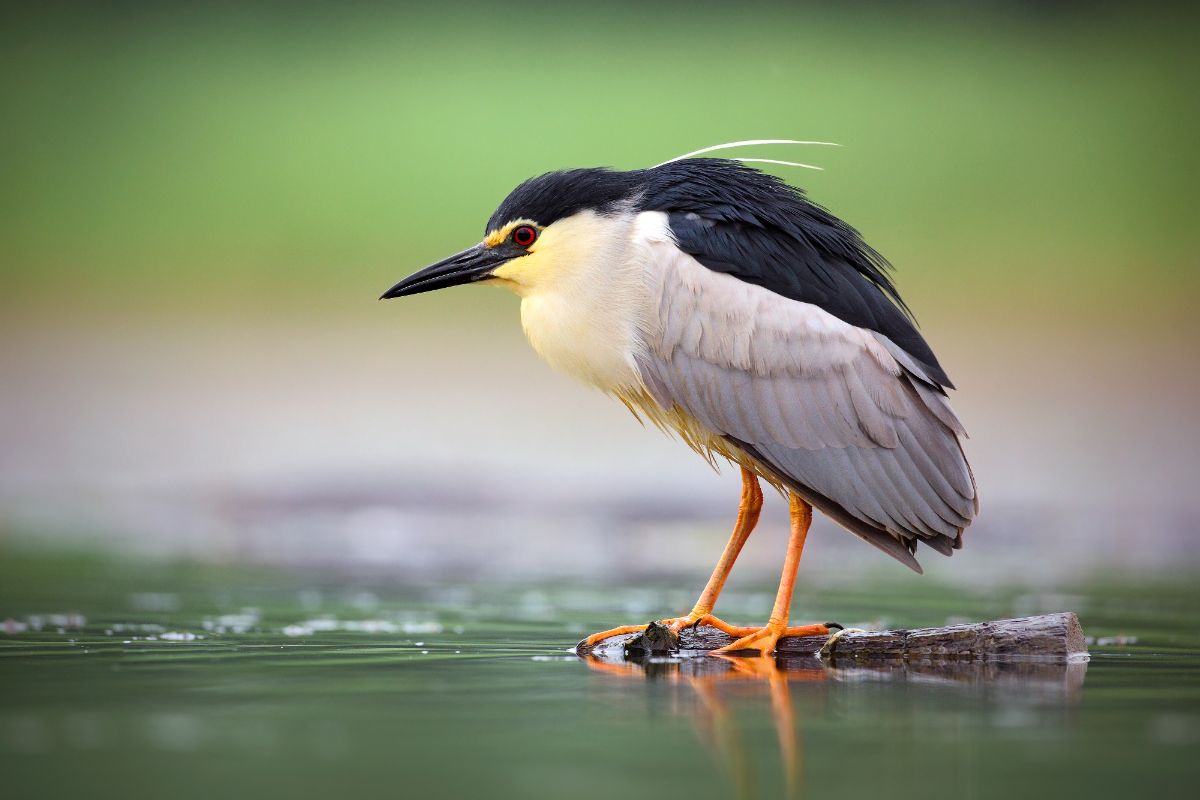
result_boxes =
[1,551,1197,799]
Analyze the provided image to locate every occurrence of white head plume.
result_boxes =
[652,139,840,170]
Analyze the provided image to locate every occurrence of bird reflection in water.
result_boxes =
[583,652,826,798]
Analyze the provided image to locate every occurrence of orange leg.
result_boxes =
[689,465,763,617]
[711,492,828,656]
[583,467,766,648]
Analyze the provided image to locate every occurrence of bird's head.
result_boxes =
[380,168,644,301]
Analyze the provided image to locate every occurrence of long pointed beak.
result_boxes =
[380,245,514,300]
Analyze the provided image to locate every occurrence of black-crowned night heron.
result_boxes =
[381,142,978,656]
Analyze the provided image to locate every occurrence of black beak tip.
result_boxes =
[379,282,407,301]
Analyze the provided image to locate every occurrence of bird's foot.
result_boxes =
[710,621,831,656]
[581,612,756,649]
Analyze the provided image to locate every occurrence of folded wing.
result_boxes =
[636,241,979,571]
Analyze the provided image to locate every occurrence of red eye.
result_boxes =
[512,225,538,247]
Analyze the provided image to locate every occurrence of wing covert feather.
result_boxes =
[637,242,978,564]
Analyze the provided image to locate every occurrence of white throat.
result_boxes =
[510,210,667,395]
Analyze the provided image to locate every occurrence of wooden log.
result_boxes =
[576,612,1088,663]
[580,645,1089,705]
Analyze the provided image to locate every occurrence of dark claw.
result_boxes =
[824,622,844,631]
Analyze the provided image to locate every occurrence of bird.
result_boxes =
[381,141,978,656]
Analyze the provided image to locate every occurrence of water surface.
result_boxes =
[1,551,1197,799]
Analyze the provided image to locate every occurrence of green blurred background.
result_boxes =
[3,4,1200,798]
[1,0,1198,579]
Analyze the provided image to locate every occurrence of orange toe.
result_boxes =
[711,624,782,656]
[781,623,830,637]
[582,624,649,648]
[709,621,830,656]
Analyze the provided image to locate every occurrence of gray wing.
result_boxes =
[636,243,979,572]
